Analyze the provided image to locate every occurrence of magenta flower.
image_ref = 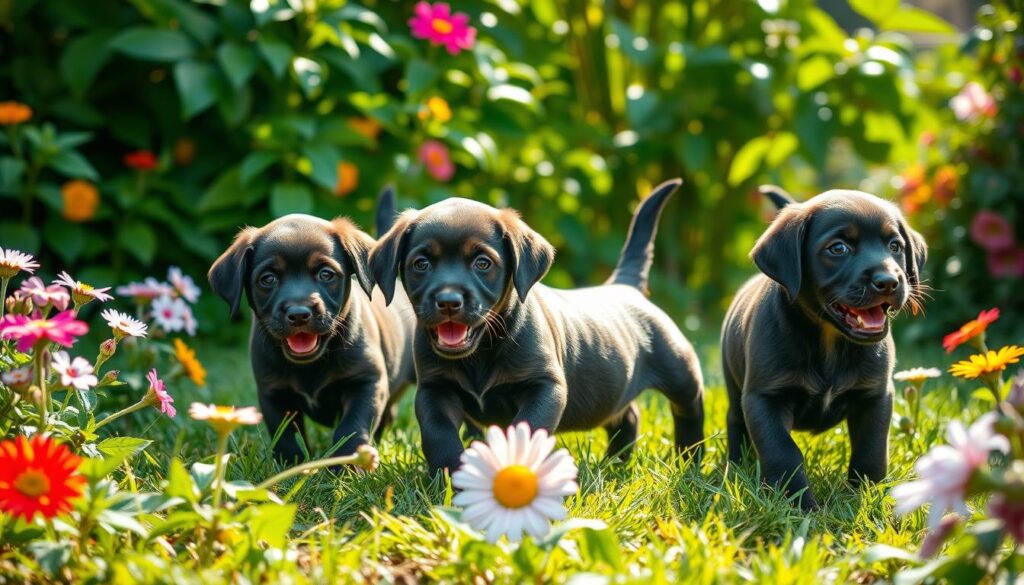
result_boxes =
[0,311,89,352]
[970,210,1015,252]
[144,369,175,417]
[419,140,455,181]
[17,277,70,312]
[987,248,1024,279]
[951,82,997,122]
[409,2,477,55]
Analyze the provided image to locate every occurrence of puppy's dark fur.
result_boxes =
[722,188,927,509]
[370,180,704,475]
[208,192,415,463]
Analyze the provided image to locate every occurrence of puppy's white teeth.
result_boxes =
[856,315,865,327]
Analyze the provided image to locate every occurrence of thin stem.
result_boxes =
[33,347,48,432]
[93,400,147,430]
[0,277,8,319]
[256,453,363,490]
[211,433,229,509]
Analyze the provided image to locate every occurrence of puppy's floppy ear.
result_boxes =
[368,210,416,305]
[498,210,554,302]
[750,205,806,302]
[330,218,374,297]
[897,215,928,291]
[208,227,257,319]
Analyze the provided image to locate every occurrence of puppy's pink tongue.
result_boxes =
[286,332,319,354]
[850,306,887,330]
[437,322,469,347]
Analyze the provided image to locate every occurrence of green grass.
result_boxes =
[107,337,973,583]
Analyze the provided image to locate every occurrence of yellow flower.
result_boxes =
[335,161,359,196]
[61,180,99,222]
[418,96,452,123]
[188,403,262,436]
[0,101,32,125]
[949,346,1024,379]
[348,117,381,141]
[173,338,207,386]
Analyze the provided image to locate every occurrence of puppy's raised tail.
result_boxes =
[759,184,796,210]
[606,178,681,295]
[375,185,397,236]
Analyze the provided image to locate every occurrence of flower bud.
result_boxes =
[897,416,914,434]
[98,370,120,387]
[354,444,379,473]
[903,385,917,402]
[5,294,32,316]
[100,339,117,359]
[918,514,959,558]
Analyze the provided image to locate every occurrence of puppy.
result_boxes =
[369,180,705,475]
[722,188,927,509]
[208,190,415,463]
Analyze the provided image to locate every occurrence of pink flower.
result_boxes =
[892,413,1009,528]
[116,278,174,302]
[970,210,1015,251]
[987,248,1024,279]
[409,2,477,55]
[144,369,175,417]
[0,311,89,352]
[0,247,39,279]
[990,494,1024,542]
[151,294,188,333]
[182,304,198,337]
[419,140,455,181]
[17,277,70,312]
[54,271,113,304]
[167,267,200,303]
[951,82,997,122]
[51,351,98,391]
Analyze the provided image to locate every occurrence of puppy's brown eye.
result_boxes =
[474,256,492,271]
[889,241,903,254]
[318,268,336,282]
[413,257,430,272]
[258,273,277,288]
[826,242,850,257]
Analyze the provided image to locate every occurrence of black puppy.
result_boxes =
[208,191,415,463]
[722,188,926,509]
[369,180,704,475]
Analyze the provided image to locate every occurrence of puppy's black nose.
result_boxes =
[435,290,464,313]
[286,305,313,325]
[870,272,899,294]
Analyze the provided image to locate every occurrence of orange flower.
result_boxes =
[61,180,99,222]
[949,346,1024,380]
[335,161,359,196]
[348,117,381,141]
[418,96,452,123]
[173,338,207,386]
[933,165,958,208]
[0,435,86,521]
[943,308,999,353]
[0,101,32,126]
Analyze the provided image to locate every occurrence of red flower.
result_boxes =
[0,311,89,352]
[0,435,86,521]
[123,150,158,170]
[942,308,1000,353]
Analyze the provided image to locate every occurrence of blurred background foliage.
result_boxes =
[0,0,1021,348]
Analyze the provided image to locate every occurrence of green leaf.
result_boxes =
[258,38,293,79]
[191,455,227,492]
[27,541,71,576]
[173,60,222,119]
[240,151,278,185]
[198,167,246,212]
[863,544,920,564]
[301,143,339,191]
[581,526,623,571]
[60,30,115,96]
[848,0,898,24]
[217,42,259,89]
[98,436,152,462]
[530,0,559,26]
[117,222,157,265]
[880,7,956,34]
[405,58,439,95]
[248,503,297,548]
[48,150,99,181]
[109,27,195,62]
[292,57,324,98]
[270,183,314,217]
[0,222,40,252]
[797,55,834,91]
[765,132,798,166]
[165,459,199,502]
[0,156,25,193]
[98,510,149,536]
[727,136,772,186]
[43,218,85,263]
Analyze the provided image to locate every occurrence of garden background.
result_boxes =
[2,0,1024,582]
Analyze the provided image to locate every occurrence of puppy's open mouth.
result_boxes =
[284,332,322,360]
[428,321,483,358]
[828,302,892,339]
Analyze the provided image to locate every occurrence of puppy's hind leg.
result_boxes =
[603,402,640,462]
[725,376,751,464]
[658,374,705,465]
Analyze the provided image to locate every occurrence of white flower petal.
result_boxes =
[530,496,568,520]
[505,510,525,543]
[522,507,550,539]
[453,490,497,507]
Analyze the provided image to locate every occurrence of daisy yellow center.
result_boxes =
[27,321,54,330]
[492,465,538,508]
[431,18,453,35]
[14,469,50,498]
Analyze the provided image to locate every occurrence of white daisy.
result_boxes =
[101,308,148,339]
[150,294,188,332]
[451,422,579,543]
[893,367,942,384]
[0,247,39,278]
[181,304,198,336]
[168,266,201,303]
[1,366,32,389]
[51,351,98,391]
[54,271,113,304]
